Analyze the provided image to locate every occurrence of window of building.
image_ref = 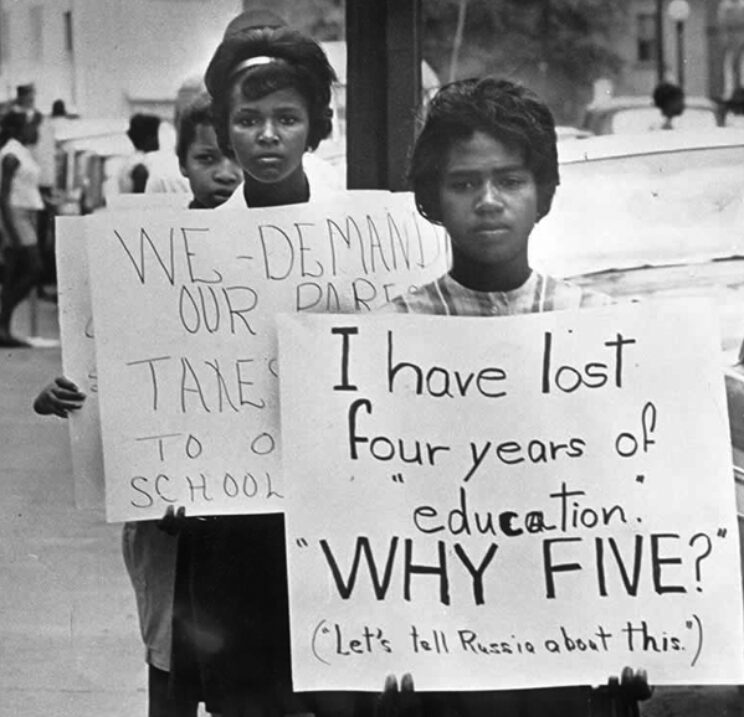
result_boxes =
[64,10,73,54]
[30,4,43,60]
[637,12,658,63]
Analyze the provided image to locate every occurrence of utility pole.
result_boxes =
[655,0,666,83]
[449,0,467,83]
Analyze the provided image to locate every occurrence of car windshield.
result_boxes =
[531,139,744,278]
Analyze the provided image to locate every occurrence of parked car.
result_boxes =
[555,125,593,141]
[581,95,721,135]
[51,118,130,214]
[530,127,744,569]
[52,117,177,214]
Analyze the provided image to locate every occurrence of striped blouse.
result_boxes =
[384,271,610,316]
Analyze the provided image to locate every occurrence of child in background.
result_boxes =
[32,90,241,717]
[167,18,350,717]
[176,91,242,209]
[382,76,651,717]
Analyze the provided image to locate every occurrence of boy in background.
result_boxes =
[176,91,242,209]
[33,92,239,717]
[382,76,650,717]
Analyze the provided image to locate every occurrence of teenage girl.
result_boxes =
[168,21,345,717]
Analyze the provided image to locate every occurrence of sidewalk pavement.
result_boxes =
[0,297,146,717]
[1,296,742,716]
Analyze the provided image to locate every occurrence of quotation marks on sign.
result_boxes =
[392,473,405,484]
[685,614,704,667]
[297,538,309,548]
[311,619,332,666]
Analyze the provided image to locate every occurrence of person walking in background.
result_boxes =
[33,100,71,302]
[117,113,161,194]
[51,99,68,118]
[11,83,43,126]
[0,110,44,347]
[650,82,685,130]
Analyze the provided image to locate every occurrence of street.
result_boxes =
[1,298,743,716]
[0,299,145,716]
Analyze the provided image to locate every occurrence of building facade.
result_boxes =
[0,0,240,119]
[715,0,744,100]
[603,0,743,105]
[603,0,710,99]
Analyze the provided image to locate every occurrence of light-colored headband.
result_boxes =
[229,55,279,78]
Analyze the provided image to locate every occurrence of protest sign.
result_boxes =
[57,191,198,510]
[56,216,104,509]
[85,191,449,521]
[277,300,744,691]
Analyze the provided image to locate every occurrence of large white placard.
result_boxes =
[57,191,202,510]
[56,216,104,509]
[85,192,449,521]
[277,300,744,691]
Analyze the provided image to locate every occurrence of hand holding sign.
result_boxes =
[277,301,744,691]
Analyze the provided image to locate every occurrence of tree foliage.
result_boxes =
[243,0,626,122]
[422,0,628,123]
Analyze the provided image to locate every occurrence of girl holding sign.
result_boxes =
[379,77,652,717]
[167,18,347,717]
[33,89,244,717]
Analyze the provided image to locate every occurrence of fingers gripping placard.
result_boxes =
[277,301,744,691]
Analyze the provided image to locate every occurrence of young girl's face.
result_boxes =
[228,85,310,184]
[438,130,538,271]
[180,123,242,208]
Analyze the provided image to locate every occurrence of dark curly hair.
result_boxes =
[204,26,336,157]
[409,77,559,224]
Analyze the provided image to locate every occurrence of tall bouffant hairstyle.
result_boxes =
[176,91,215,165]
[204,26,337,157]
[409,77,560,224]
